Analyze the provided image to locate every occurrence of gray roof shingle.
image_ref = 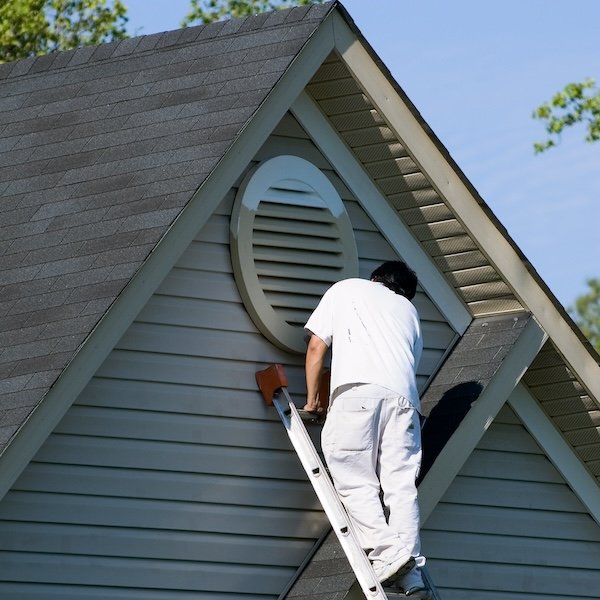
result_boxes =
[419,312,532,479]
[0,1,336,457]
[286,529,355,600]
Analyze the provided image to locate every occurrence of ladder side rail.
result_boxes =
[421,566,442,600]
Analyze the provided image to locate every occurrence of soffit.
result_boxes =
[305,53,523,318]
[523,341,600,484]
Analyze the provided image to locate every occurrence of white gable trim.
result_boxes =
[509,383,600,526]
[330,11,600,406]
[291,92,471,335]
[0,15,339,502]
[418,317,547,523]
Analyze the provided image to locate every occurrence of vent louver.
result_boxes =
[231,156,358,353]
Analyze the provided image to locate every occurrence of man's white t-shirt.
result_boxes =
[305,278,423,411]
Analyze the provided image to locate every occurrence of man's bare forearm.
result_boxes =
[304,334,328,412]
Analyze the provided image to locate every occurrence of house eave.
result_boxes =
[329,8,600,389]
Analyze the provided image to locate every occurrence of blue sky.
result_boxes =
[123,0,599,308]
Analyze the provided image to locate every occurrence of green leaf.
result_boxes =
[0,0,128,63]
[532,78,600,153]
[568,279,600,354]
[181,0,324,26]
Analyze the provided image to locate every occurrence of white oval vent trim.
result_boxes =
[230,155,359,354]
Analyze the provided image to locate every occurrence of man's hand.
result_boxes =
[304,334,328,413]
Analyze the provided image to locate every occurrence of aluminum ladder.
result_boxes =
[256,363,440,600]
[256,363,389,600]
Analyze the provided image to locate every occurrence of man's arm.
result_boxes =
[304,334,329,413]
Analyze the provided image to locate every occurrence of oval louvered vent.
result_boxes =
[231,155,358,353]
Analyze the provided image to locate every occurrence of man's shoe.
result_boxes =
[399,567,433,599]
[375,553,415,586]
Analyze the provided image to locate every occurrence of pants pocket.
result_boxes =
[332,397,377,452]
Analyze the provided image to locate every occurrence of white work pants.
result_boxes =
[321,384,424,573]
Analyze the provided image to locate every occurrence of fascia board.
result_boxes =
[291,92,471,335]
[0,15,338,502]
[330,11,600,406]
[418,317,548,523]
[509,383,600,526]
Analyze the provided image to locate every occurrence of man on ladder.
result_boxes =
[303,261,430,599]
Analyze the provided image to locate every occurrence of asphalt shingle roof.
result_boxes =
[0,2,335,455]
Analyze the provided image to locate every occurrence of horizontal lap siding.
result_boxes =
[1,194,319,598]
[0,115,456,598]
[422,405,600,599]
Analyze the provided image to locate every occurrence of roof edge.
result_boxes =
[0,1,338,79]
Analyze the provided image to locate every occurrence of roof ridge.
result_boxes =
[0,1,336,82]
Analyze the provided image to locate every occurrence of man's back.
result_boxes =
[305,278,423,408]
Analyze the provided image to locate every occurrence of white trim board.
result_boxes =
[0,15,339,502]
[330,11,600,406]
[291,92,471,335]
[509,383,600,526]
[418,317,547,523]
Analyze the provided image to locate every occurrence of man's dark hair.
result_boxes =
[370,261,418,300]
